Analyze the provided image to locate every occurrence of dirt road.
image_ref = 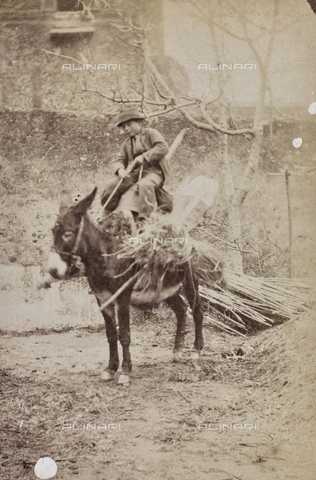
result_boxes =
[1,305,315,480]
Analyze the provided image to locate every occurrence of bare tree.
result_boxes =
[181,0,280,271]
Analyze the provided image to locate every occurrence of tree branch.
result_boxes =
[145,54,255,136]
[40,49,84,66]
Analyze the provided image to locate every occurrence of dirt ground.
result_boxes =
[0,304,315,480]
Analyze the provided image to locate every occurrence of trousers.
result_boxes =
[101,170,163,218]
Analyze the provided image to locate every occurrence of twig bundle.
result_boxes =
[199,269,313,335]
[100,212,312,335]
[117,213,193,292]
[225,270,312,316]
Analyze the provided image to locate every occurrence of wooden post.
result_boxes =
[285,168,292,278]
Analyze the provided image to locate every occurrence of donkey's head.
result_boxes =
[46,188,97,280]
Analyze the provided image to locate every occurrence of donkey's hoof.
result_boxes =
[101,371,114,381]
[190,351,200,361]
[118,374,130,385]
[173,351,183,363]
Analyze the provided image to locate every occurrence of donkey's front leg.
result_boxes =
[117,288,133,384]
[95,292,119,381]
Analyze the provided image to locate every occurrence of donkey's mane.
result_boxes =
[82,212,134,263]
[84,211,131,243]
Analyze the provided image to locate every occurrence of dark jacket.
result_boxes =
[112,127,171,181]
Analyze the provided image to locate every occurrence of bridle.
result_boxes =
[71,216,85,257]
[52,216,86,275]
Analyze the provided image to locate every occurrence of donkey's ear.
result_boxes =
[73,187,97,216]
[59,190,74,216]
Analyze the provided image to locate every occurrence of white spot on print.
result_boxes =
[292,138,302,149]
[34,457,57,479]
[308,102,316,115]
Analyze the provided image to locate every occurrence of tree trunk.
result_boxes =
[217,106,243,272]
[233,79,266,209]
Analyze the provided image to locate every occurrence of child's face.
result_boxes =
[122,120,142,137]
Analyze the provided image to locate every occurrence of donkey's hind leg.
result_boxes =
[165,293,188,362]
[117,289,133,385]
[183,265,204,360]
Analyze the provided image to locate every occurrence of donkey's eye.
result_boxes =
[62,231,74,241]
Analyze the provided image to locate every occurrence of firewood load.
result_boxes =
[100,211,312,335]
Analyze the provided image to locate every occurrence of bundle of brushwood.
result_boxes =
[199,271,313,336]
[117,213,194,294]
[118,216,226,293]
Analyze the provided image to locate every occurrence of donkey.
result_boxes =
[45,188,206,384]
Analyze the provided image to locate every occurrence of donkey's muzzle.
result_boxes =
[37,273,58,289]
[46,251,68,279]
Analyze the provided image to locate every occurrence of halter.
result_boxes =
[53,217,86,275]
[71,216,85,257]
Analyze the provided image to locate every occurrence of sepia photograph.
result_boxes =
[0,0,315,479]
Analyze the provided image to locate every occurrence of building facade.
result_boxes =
[0,0,164,113]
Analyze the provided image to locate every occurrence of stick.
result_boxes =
[170,387,197,407]
[98,158,142,218]
[164,128,188,161]
[101,177,123,212]
[138,163,143,181]
[99,271,141,311]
